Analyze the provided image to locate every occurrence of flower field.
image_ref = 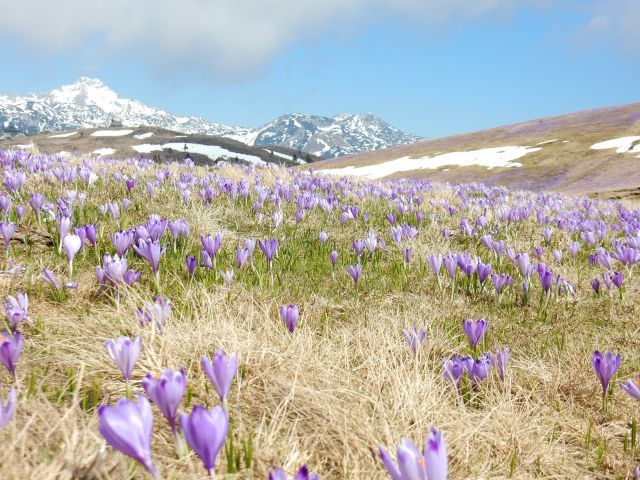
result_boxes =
[0,150,639,478]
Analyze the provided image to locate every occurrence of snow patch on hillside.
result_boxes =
[322,146,541,179]
[591,136,640,154]
[91,129,133,137]
[93,148,116,156]
[134,132,154,140]
[48,132,78,138]
[132,143,265,165]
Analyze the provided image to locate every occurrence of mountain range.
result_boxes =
[0,77,422,159]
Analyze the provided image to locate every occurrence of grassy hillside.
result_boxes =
[1,149,640,478]
[310,103,640,196]
[0,127,319,167]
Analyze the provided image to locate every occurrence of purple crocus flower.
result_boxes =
[167,219,190,244]
[269,465,320,480]
[442,354,465,391]
[105,336,141,382]
[201,232,224,260]
[259,238,278,264]
[132,239,168,284]
[348,263,362,287]
[13,205,24,220]
[0,221,17,251]
[425,427,448,480]
[186,255,197,277]
[73,226,87,251]
[236,247,250,268]
[403,326,426,355]
[476,260,491,285]
[490,347,510,381]
[29,193,46,221]
[142,368,186,432]
[469,354,492,384]
[612,271,624,289]
[85,224,97,246]
[201,350,238,402]
[353,239,365,256]
[537,264,553,294]
[98,394,157,478]
[592,350,621,403]
[0,386,17,433]
[136,296,172,330]
[491,273,512,294]
[0,331,22,378]
[516,253,531,278]
[110,230,135,257]
[462,318,489,350]
[330,251,339,269]
[427,254,443,276]
[620,375,640,402]
[41,268,78,291]
[378,427,447,480]
[244,238,256,258]
[591,279,600,294]
[4,292,28,331]
[280,304,300,333]
[443,254,457,280]
[319,231,329,245]
[180,405,229,476]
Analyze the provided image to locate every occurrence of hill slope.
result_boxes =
[0,77,422,159]
[311,103,640,195]
[0,126,321,167]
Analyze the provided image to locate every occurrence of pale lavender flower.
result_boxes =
[180,405,228,476]
[201,350,238,402]
[0,386,17,433]
[105,336,141,381]
[98,395,157,478]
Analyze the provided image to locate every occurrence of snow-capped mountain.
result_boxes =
[0,77,423,158]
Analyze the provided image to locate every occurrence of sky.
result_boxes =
[0,0,638,138]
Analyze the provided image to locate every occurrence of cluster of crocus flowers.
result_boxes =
[100,335,238,476]
[442,319,509,393]
[136,296,172,330]
[378,427,448,480]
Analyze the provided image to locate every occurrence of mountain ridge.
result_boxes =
[0,77,423,159]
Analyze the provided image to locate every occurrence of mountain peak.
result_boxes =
[0,78,423,158]
[75,76,106,87]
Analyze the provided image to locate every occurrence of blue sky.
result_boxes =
[0,1,638,138]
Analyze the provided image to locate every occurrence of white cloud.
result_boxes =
[577,0,640,53]
[0,0,633,79]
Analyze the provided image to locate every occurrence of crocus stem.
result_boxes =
[208,469,215,479]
